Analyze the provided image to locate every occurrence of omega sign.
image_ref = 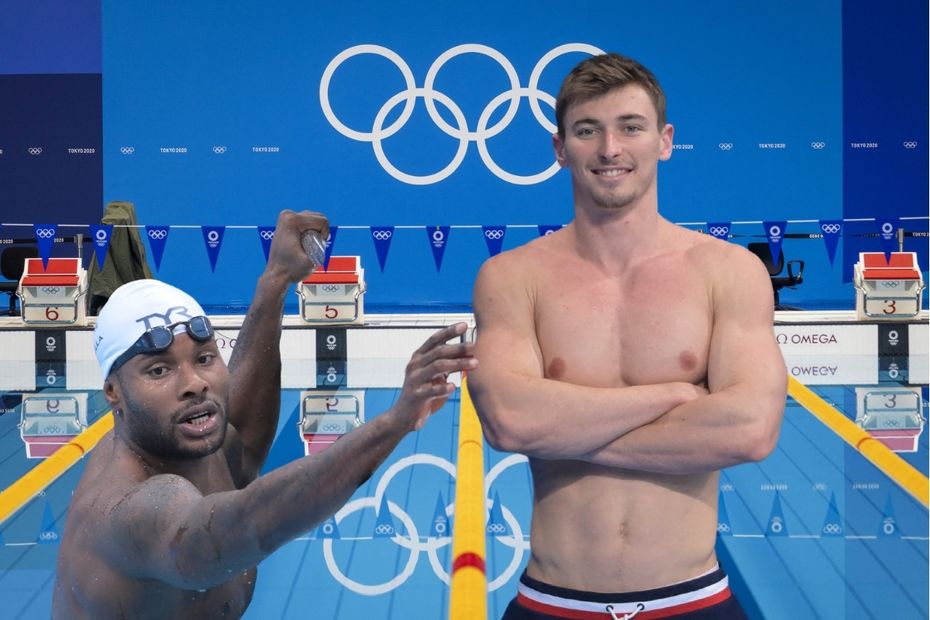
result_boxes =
[773,325,877,356]
[776,333,838,345]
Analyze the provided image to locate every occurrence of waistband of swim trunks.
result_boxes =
[517,566,731,619]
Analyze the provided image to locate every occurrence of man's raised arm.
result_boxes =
[226,209,329,483]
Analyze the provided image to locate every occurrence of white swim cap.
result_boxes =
[94,279,207,378]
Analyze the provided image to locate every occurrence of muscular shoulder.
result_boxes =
[476,230,564,289]
[681,231,769,284]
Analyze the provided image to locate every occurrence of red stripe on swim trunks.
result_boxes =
[452,552,485,575]
[516,587,732,619]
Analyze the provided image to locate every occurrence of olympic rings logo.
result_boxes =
[717,523,731,533]
[120,146,135,155]
[320,43,604,185]
[27,147,43,155]
[41,287,62,295]
[821,223,841,234]
[317,452,530,595]
[709,226,729,237]
[36,228,56,239]
[718,143,733,151]
[321,284,342,293]
[148,229,168,240]
[212,146,227,154]
[822,523,842,535]
[484,229,504,240]
[903,141,917,149]
[260,230,275,240]
[372,230,393,241]
[810,141,826,150]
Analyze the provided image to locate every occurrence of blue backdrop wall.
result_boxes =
[1,0,927,312]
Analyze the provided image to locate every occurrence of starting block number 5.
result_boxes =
[303,301,358,323]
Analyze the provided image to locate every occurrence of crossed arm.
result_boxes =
[468,248,786,475]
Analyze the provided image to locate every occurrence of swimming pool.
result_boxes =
[0,312,927,619]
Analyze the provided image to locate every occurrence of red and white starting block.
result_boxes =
[855,387,925,453]
[297,256,365,325]
[854,252,924,320]
[298,389,365,455]
[19,392,88,459]
[18,257,88,326]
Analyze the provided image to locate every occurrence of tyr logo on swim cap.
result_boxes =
[94,280,207,379]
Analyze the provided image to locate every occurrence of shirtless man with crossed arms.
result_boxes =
[468,53,786,619]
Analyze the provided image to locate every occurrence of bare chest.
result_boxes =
[535,260,712,387]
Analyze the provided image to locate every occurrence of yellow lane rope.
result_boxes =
[787,376,928,508]
[449,376,488,620]
[0,412,113,525]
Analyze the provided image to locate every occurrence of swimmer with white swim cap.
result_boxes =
[469,53,786,618]
[52,209,478,619]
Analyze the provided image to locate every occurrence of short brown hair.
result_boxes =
[555,53,667,139]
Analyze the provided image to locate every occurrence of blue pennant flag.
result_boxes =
[90,224,113,270]
[426,226,451,271]
[717,490,732,537]
[877,495,899,538]
[820,492,844,538]
[766,492,788,537]
[537,224,563,237]
[370,226,394,272]
[430,493,450,538]
[323,226,338,268]
[33,224,58,269]
[877,217,899,262]
[486,490,507,537]
[707,222,731,241]
[482,225,507,257]
[315,516,341,540]
[257,226,275,262]
[37,498,60,544]
[201,226,225,272]
[763,221,787,265]
[373,494,397,539]
[145,225,170,271]
[819,220,842,266]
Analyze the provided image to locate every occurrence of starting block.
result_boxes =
[18,257,88,326]
[855,387,925,453]
[298,389,365,455]
[19,392,88,459]
[297,256,365,325]
[854,252,924,320]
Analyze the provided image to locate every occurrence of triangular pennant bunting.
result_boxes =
[426,226,451,271]
[763,221,787,265]
[482,225,506,257]
[201,225,225,272]
[370,226,394,272]
[90,224,113,270]
[33,224,58,269]
[145,225,170,271]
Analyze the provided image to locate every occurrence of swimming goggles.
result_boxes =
[110,316,214,373]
